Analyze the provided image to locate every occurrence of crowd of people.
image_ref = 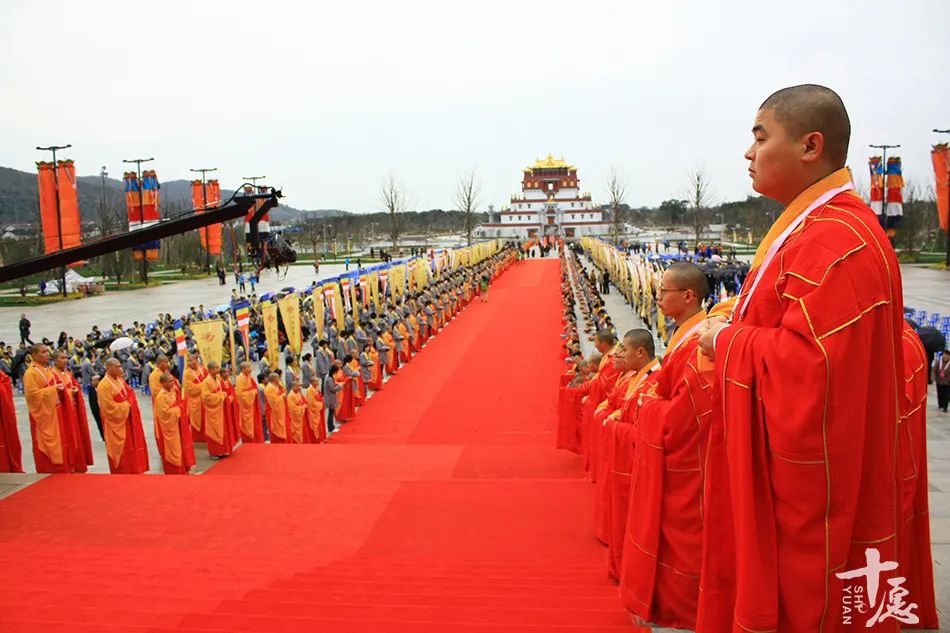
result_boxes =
[550,84,939,632]
[0,246,517,476]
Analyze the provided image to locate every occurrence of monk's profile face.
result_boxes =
[54,354,68,370]
[622,342,644,369]
[158,360,169,371]
[745,108,806,205]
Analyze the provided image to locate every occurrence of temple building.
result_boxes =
[475,155,611,240]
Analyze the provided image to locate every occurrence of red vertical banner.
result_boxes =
[932,144,949,232]
[37,162,59,254]
[193,179,221,255]
[206,180,222,255]
[36,161,82,256]
[55,160,81,251]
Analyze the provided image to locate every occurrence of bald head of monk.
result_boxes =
[105,357,123,378]
[622,328,656,372]
[747,84,850,205]
[659,262,707,323]
[594,329,617,355]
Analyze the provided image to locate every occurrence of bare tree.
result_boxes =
[302,214,322,257]
[607,168,627,244]
[898,181,940,258]
[379,171,411,252]
[454,169,481,246]
[684,168,715,245]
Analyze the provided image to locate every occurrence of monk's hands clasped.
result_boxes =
[698,317,728,362]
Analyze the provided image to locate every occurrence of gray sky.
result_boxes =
[2,0,948,213]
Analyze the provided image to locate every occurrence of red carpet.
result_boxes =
[0,259,637,632]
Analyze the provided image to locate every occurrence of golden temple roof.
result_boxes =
[524,154,575,171]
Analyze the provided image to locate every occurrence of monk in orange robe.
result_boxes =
[305,381,327,443]
[24,344,81,473]
[408,313,421,352]
[698,85,908,633]
[581,331,621,481]
[335,361,356,422]
[154,373,195,474]
[605,331,660,580]
[396,321,411,363]
[592,344,636,544]
[219,367,240,451]
[896,322,938,629]
[619,262,712,629]
[381,329,399,375]
[264,373,290,443]
[51,350,93,470]
[368,346,384,391]
[97,358,149,474]
[235,362,264,443]
[346,356,366,407]
[0,371,22,473]
[286,379,312,443]
[182,353,207,442]
[200,361,235,458]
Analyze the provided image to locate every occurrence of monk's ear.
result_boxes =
[801,131,825,164]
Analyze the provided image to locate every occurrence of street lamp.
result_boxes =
[122,156,154,284]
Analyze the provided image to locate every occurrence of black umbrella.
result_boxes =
[917,326,946,356]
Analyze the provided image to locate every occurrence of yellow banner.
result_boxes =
[314,285,325,341]
[370,272,380,313]
[349,278,359,323]
[262,302,280,368]
[191,319,225,368]
[331,282,345,330]
[278,293,303,355]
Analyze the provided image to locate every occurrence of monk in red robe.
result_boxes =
[305,381,327,443]
[335,361,356,423]
[235,362,264,443]
[581,331,621,481]
[698,85,907,632]
[200,362,235,458]
[52,350,94,470]
[24,344,82,473]
[264,373,290,443]
[0,371,22,473]
[97,358,149,474]
[182,353,207,442]
[556,356,588,454]
[605,330,660,580]
[896,322,938,629]
[592,344,636,544]
[154,373,195,474]
[619,262,712,629]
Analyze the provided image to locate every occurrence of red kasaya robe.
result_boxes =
[235,372,264,443]
[896,323,938,629]
[220,378,240,451]
[335,370,356,422]
[54,368,94,470]
[605,359,660,580]
[556,365,583,454]
[183,366,208,442]
[97,374,149,474]
[582,344,621,481]
[704,168,906,633]
[619,309,710,630]
[24,365,79,473]
[0,372,23,473]
[593,367,637,544]
[154,387,195,474]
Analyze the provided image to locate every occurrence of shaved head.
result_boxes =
[666,262,708,299]
[623,328,655,358]
[759,84,850,168]
[595,329,617,345]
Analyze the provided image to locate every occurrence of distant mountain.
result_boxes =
[0,165,333,226]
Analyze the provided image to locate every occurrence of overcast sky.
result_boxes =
[2,0,948,213]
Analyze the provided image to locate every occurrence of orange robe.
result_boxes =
[235,373,264,443]
[201,375,234,457]
[335,370,356,422]
[24,365,78,473]
[582,344,621,481]
[619,310,710,630]
[556,366,582,454]
[183,366,207,442]
[0,372,22,473]
[396,322,411,363]
[264,383,289,443]
[703,169,906,633]
[606,359,660,580]
[348,360,366,406]
[53,368,93,470]
[220,378,240,450]
[381,332,399,375]
[593,368,636,544]
[897,323,938,629]
[408,314,421,352]
[154,387,195,474]
[287,389,312,443]
[368,347,384,391]
[97,375,149,474]
[305,385,327,443]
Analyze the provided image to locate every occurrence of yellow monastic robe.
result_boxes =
[183,367,206,435]
[155,388,184,467]
[264,383,289,441]
[235,372,260,439]
[200,375,227,445]
[23,365,63,465]
[287,389,308,443]
[96,375,132,469]
[305,385,325,441]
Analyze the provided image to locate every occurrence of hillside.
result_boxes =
[0,166,343,226]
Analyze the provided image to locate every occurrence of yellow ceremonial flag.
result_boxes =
[370,272,381,313]
[262,302,280,368]
[278,294,303,355]
[191,319,225,367]
[332,282,345,330]
[314,285,325,341]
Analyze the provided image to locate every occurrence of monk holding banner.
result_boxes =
[619,262,711,629]
[235,361,264,443]
[97,358,149,474]
[698,85,908,632]
[604,330,659,580]
[200,361,235,458]
[154,373,195,474]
